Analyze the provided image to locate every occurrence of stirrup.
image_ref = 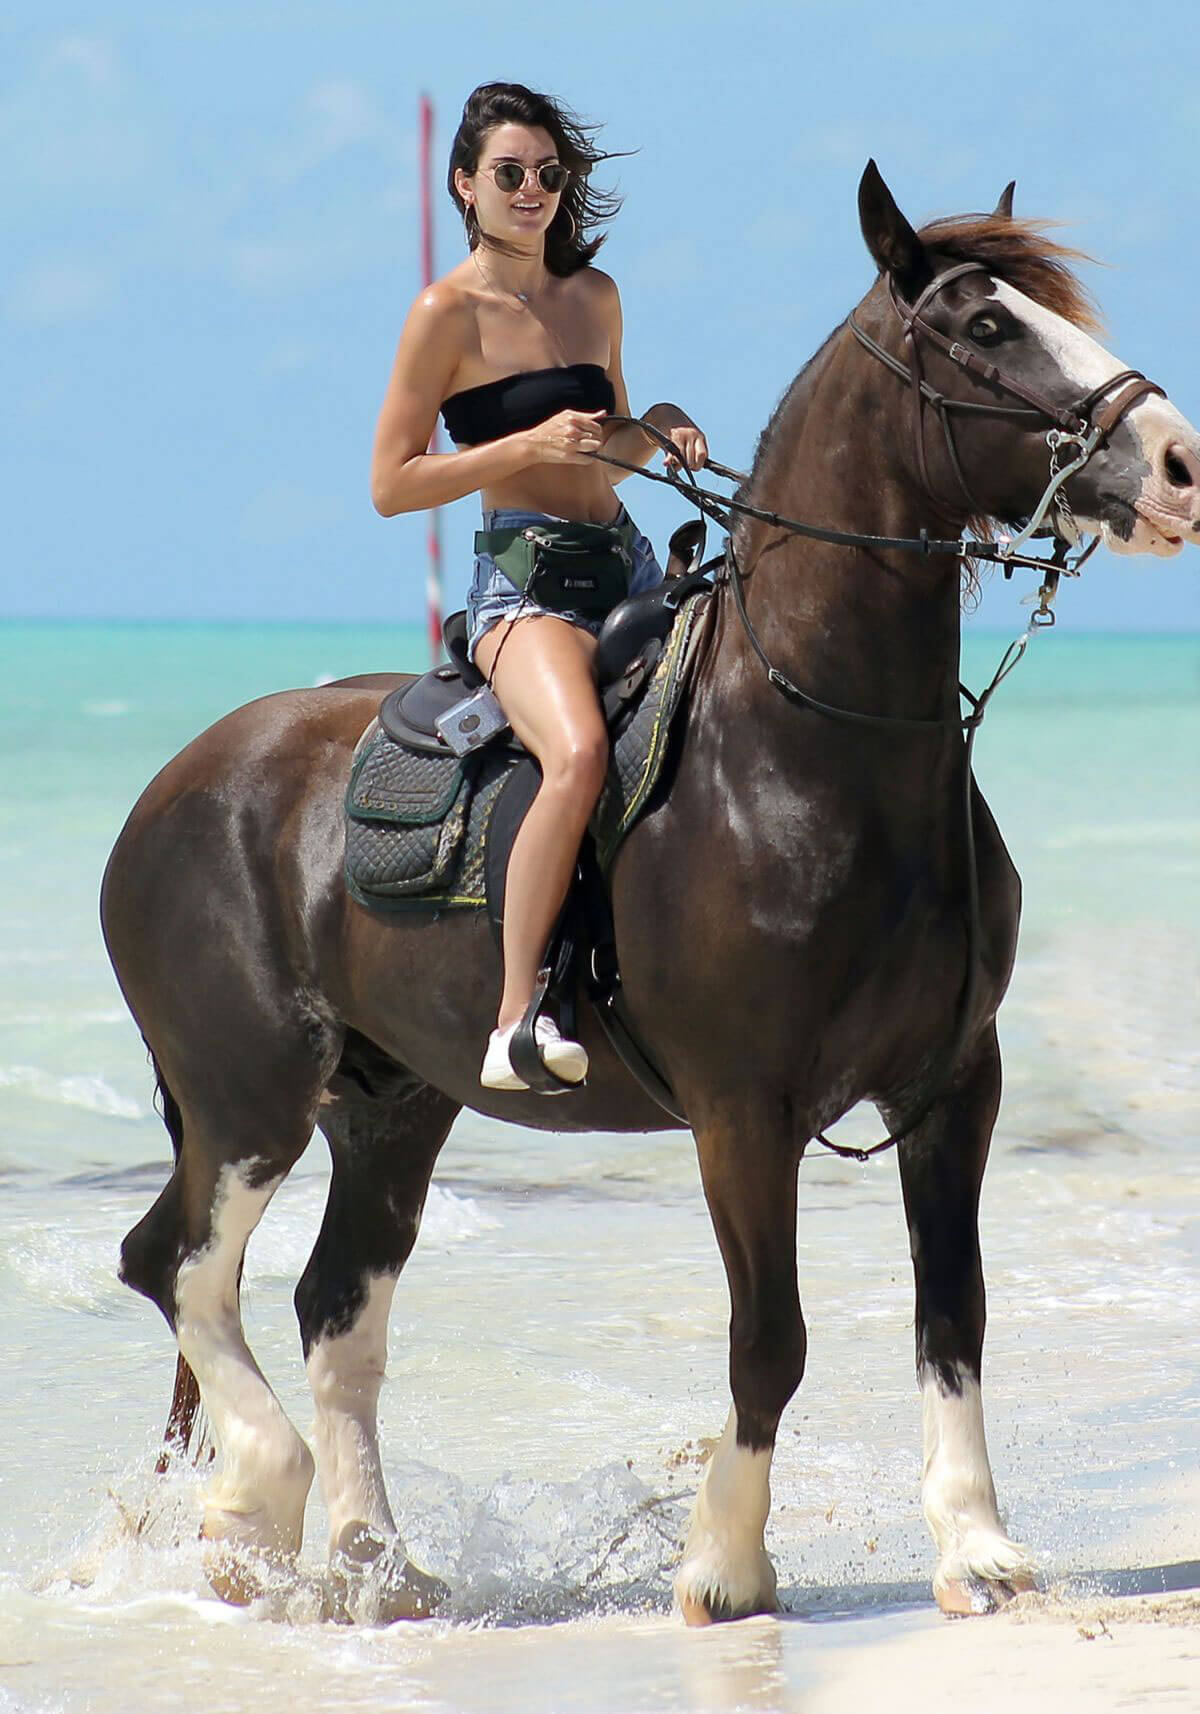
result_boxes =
[508,965,586,1094]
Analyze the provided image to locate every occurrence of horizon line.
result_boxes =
[1,614,1196,639]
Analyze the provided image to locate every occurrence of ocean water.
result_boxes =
[0,619,1197,1712]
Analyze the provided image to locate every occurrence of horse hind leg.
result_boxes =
[296,1037,459,1621]
[120,1068,325,1600]
[895,1022,1035,1614]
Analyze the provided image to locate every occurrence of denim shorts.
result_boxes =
[465,505,663,662]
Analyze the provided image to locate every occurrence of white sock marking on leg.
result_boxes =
[675,1407,778,1618]
[921,1362,1032,1592]
[174,1164,314,1551]
[306,1272,399,1553]
[921,1366,999,1554]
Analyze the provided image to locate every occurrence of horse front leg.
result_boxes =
[675,1106,804,1624]
[896,1022,1035,1614]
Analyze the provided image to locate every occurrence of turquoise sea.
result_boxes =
[1,620,1197,1712]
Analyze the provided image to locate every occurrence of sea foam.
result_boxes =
[0,1066,144,1120]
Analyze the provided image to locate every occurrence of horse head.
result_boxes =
[856,161,1200,556]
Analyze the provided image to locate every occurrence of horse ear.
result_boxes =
[994,180,1016,219]
[858,160,930,297]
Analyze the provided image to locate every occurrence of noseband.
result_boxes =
[849,260,1165,553]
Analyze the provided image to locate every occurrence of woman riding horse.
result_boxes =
[369,81,707,1093]
[105,159,1200,1623]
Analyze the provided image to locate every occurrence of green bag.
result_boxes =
[475,517,635,618]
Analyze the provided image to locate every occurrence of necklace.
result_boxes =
[472,248,545,308]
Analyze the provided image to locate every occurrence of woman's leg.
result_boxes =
[474,615,607,1031]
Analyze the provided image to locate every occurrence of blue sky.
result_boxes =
[3,0,1198,631]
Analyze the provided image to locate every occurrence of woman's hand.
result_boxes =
[662,422,709,474]
[522,409,609,466]
[640,403,709,473]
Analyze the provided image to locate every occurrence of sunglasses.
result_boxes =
[482,159,570,195]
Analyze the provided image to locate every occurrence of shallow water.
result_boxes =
[1,621,1197,1711]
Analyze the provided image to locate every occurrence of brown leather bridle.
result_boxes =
[849,260,1165,539]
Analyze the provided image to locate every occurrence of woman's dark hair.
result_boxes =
[447,82,622,276]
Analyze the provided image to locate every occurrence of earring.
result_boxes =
[463,203,478,245]
[560,207,577,243]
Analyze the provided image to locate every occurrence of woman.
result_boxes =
[371,82,707,1092]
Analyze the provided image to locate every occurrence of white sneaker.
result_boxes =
[531,1016,589,1084]
[480,1017,589,1091]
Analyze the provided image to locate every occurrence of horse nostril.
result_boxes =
[1164,444,1196,489]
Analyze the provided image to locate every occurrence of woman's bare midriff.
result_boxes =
[477,462,623,523]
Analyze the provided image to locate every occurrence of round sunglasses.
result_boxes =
[482,160,571,196]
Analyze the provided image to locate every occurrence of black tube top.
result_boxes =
[440,362,615,446]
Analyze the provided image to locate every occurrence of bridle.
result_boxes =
[850,260,1164,554]
[588,261,1167,1161]
[600,255,1168,697]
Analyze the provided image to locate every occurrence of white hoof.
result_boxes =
[328,1523,448,1624]
[199,1440,315,1603]
[674,1540,779,1625]
[933,1527,1037,1616]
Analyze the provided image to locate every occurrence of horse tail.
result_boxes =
[145,1046,208,1477]
[149,1047,184,1163]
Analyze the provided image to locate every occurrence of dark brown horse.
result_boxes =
[102,165,1200,1623]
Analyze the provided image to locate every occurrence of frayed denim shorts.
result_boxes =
[465,505,663,662]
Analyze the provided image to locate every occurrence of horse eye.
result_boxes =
[969,315,1002,344]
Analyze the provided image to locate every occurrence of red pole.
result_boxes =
[420,93,443,664]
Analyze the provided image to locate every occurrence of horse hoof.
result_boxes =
[936,1569,1036,1617]
[329,1523,448,1624]
[678,1590,720,1626]
[674,1552,779,1626]
[200,1503,307,1607]
[375,1560,448,1623]
[202,1540,290,1607]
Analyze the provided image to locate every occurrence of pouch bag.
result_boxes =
[475,519,634,619]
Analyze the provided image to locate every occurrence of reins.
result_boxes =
[585,272,1161,1160]
[594,435,1078,579]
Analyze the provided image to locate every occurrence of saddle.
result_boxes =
[343,522,714,1113]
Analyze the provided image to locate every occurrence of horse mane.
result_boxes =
[915,212,1099,331]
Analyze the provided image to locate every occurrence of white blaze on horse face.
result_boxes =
[674,1407,779,1623]
[990,280,1200,556]
[921,1363,1034,1609]
[173,1164,314,1555]
[306,1271,400,1554]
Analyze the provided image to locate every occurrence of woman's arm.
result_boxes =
[595,276,709,478]
[370,286,602,515]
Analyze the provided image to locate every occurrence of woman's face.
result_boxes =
[457,123,565,249]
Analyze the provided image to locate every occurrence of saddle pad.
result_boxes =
[345,733,512,908]
[343,589,712,912]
